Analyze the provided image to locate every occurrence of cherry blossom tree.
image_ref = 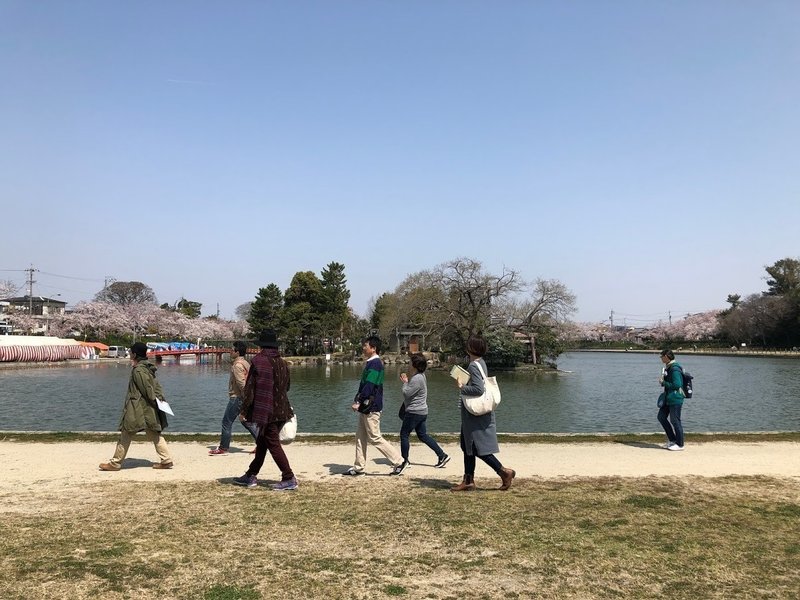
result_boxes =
[0,279,19,299]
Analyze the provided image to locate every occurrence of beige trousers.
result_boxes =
[110,429,172,467]
[354,411,402,471]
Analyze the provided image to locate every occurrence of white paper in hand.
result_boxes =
[156,398,174,416]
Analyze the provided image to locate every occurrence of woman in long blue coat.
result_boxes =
[451,335,515,491]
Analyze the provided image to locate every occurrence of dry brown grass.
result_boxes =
[1,476,798,599]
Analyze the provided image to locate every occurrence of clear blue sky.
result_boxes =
[1,1,798,325]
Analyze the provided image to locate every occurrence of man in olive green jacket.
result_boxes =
[99,342,173,471]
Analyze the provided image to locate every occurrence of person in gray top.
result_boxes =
[397,353,450,472]
[451,335,515,492]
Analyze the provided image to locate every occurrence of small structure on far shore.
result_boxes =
[0,335,84,362]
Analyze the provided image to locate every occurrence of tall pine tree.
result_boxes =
[320,261,351,346]
[247,284,283,335]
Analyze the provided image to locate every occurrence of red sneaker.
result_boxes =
[208,448,229,456]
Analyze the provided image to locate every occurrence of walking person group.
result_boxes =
[97,331,690,491]
[343,334,514,491]
[96,333,516,491]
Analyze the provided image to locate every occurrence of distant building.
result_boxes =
[0,295,67,334]
[0,301,10,334]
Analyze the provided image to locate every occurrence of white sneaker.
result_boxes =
[661,441,674,449]
[667,444,685,451]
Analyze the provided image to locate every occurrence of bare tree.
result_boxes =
[505,279,577,328]
[377,258,521,350]
[501,278,577,363]
[234,302,253,321]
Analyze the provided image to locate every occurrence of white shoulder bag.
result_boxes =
[462,362,502,416]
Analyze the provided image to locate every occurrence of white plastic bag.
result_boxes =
[279,412,297,444]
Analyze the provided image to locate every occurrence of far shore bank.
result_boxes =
[3,346,798,370]
[571,348,800,358]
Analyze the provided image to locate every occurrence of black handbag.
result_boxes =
[354,393,372,414]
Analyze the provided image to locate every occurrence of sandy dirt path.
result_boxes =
[1,440,798,498]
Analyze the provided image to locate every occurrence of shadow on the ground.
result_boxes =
[215,476,278,488]
[615,441,663,450]
[118,458,153,469]
[323,457,400,476]
[407,477,453,490]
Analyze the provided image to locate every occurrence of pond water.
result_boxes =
[1,352,798,434]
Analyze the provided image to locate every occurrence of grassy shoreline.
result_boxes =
[2,430,798,444]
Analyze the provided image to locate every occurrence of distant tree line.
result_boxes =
[563,257,800,351]
[19,256,798,362]
[716,258,800,348]
[3,280,244,343]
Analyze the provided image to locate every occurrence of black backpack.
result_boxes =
[669,365,693,399]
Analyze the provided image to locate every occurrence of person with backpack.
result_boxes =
[657,349,686,451]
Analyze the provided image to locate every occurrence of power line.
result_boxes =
[36,282,98,295]
[39,271,104,283]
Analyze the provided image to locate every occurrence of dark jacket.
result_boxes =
[119,359,168,432]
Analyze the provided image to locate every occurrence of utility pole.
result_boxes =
[609,310,614,327]
[26,264,37,314]
[668,311,672,325]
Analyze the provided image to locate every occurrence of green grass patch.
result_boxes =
[385,584,408,596]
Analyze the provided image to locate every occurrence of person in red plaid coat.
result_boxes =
[233,330,297,491]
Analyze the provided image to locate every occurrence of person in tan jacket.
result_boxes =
[209,341,260,455]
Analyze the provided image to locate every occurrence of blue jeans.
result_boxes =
[219,396,260,450]
[657,403,684,447]
[400,412,445,462]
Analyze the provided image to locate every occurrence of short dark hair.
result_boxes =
[466,335,488,358]
[233,341,247,356]
[362,336,382,354]
[130,342,148,360]
[410,353,427,373]
[660,349,675,360]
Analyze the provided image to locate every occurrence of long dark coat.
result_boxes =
[459,358,500,456]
